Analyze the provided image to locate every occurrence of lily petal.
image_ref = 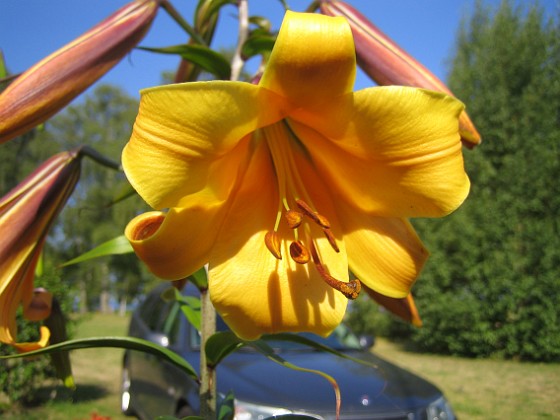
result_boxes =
[291,86,470,217]
[125,205,224,280]
[122,82,286,210]
[336,199,428,298]
[209,140,349,340]
[363,285,422,327]
[259,10,356,108]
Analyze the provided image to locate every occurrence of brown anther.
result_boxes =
[265,231,282,259]
[322,228,340,253]
[285,209,303,229]
[295,199,331,229]
[289,240,310,264]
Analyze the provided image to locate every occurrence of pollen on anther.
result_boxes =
[285,210,303,229]
[289,240,310,264]
[265,231,282,259]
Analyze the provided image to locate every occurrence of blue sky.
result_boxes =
[1,0,557,100]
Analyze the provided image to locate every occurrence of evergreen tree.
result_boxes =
[412,0,560,361]
[349,1,560,361]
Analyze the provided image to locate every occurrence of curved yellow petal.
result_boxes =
[125,203,225,280]
[208,140,349,340]
[259,11,356,108]
[123,82,286,210]
[336,199,429,298]
[290,87,470,218]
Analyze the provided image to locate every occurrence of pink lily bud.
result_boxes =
[320,0,481,148]
[0,0,159,144]
[0,149,82,352]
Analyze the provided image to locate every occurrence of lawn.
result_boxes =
[3,313,560,419]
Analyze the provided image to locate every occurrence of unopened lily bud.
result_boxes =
[0,149,83,352]
[320,0,481,148]
[0,0,159,144]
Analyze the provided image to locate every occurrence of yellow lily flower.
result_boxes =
[123,11,470,340]
[0,150,81,351]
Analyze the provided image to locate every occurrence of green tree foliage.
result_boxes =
[36,85,153,313]
[349,1,560,361]
[0,84,154,314]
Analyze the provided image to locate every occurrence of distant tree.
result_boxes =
[349,1,560,361]
[0,83,171,316]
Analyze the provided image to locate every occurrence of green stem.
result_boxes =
[200,284,216,419]
[79,146,120,171]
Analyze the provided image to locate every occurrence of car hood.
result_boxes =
[215,349,441,416]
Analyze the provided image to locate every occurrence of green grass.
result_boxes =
[373,338,560,419]
[3,314,560,419]
[3,313,131,420]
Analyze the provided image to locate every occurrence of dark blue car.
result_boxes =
[121,282,455,419]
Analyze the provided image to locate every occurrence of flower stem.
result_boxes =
[230,0,249,82]
[199,284,216,419]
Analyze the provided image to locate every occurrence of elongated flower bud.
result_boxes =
[320,0,481,148]
[0,0,159,144]
[0,149,83,352]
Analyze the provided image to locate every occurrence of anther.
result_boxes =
[285,209,303,229]
[322,228,339,253]
[265,231,282,259]
[295,199,331,229]
[289,240,310,264]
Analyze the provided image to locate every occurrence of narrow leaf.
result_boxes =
[139,44,231,79]
[247,340,341,418]
[0,336,198,381]
[60,235,133,267]
[242,34,275,59]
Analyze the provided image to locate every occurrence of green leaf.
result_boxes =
[175,288,202,331]
[60,235,133,267]
[242,34,276,59]
[205,331,244,368]
[247,340,341,417]
[198,0,237,23]
[0,337,198,381]
[249,16,272,32]
[190,266,209,290]
[204,333,342,418]
[218,390,235,420]
[139,45,231,79]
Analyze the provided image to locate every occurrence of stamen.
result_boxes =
[265,231,282,259]
[322,228,340,253]
[285,209,303,229]
[296,199,331,229]
[310,242,360,300]
[289,240,310,264]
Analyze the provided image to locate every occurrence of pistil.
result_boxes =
[310,242,361,300]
